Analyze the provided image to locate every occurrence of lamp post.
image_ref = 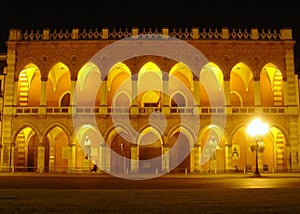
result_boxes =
[247,118,268,177]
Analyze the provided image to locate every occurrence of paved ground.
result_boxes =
[1,172,300,213]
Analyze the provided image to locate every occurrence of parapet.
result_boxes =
[8,27,293,41]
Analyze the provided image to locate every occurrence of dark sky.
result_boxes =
[1,2,300,68]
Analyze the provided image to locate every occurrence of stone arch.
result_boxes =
[230,91,243,106]
[12,122,42,145]
[59,91,71,106]
[124,55,177,76]
[45,56,73,74]
[113,91,131,107]
[198,124,228,172]
[257,56,286,79]
[106,126,132,173]
[42,122,71,145]
[137,126,163,173]
[204,55,227,77]
[15,58,43,78]
[228,57,257,75]
[166,122,198,145]
[170,91,187,107]
[168,126,195,173]
[105,125,132,147]
[104,123,133,146]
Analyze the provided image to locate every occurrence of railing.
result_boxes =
[13,106,288,116]
[10,27,292,41]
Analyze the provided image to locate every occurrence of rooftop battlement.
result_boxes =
[8,27,293,41]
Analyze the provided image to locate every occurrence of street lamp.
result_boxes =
[247,118,269,177]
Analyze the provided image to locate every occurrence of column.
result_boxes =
[70,77,77,106]
[130,145,138,173]
[225,144,232,171]
[162,73,169,114]
[254,77,261,106]
[190,147,195,173]
[1,44,16,171]
[282,80,288,106]
[99,142,110,172]
[162,145,169,173]
[100,76,107,114]
[223,76,231,106]
[10,144,15,172]
[13,78,18,106]
[284,48,298,106]
[40,77,47,106]
[4,44,17,107]
[69,134,77,172]
[193,76,200,114]
[0,141,14,172]
[289,116,299,171]
[37,141,45,173]
[194,137,201,172]
[130,75,138,115]
[130,134,139,173]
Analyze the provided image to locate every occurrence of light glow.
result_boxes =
[247,118,269,137]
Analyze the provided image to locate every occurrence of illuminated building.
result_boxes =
[0,27,298,175]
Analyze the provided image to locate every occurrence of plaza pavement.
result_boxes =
[1,171,300,213]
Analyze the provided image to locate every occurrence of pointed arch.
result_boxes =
[261,63,284,106]
[200,62,225,106]
[18,63,41,107]
[76,62,101,107]
[230,62,254,106]
[169,62,193,90]
[141,90,160,107]
[106,62,131,106]
[13,126,38,172]
[77,62,100,92]
[47,62,71,107]
[170,91,187,107]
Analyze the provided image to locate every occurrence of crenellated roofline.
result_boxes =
[8,27,293,41]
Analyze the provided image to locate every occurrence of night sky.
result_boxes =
[1,2,299,69]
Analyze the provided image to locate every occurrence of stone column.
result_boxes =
[130,145,138,173]
[1,43,16,171]
[223,76,231,106]
[37,140,45,173]
[162,145,169,173]
[162,73,169,114]
[283,80,288,106]
[13,78,18,106]
[100,76,107,114]
[10,144,15,172]
[0,134,14,171]
[254,77,261,106]
[193,76,200,114]
[70,77,77,106]
[289,116,299,171]
[69,134,77,172]
[190,147,195,173]
[225,143,232,172]
[99,142,110,172]
[40,77,47,106]
[194,137,201,172]
[130,75,138,115]
[284,48,298,106]
[130,134,139,173]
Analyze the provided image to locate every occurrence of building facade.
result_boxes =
[0,27,298,175]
